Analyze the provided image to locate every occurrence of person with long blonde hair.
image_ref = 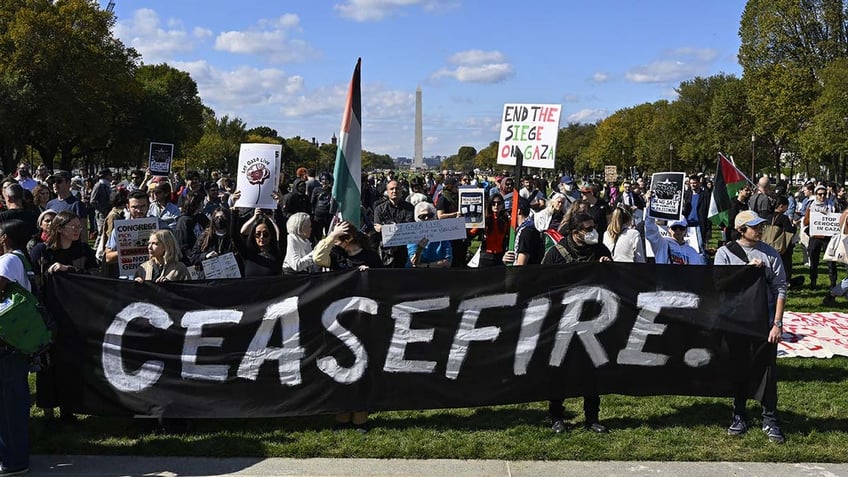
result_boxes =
[133,229,190,283]
[603,206,645,263]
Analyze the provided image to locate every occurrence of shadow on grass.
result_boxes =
[778,361,848,382]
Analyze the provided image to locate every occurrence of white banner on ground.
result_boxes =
[381,217,466,248]
[779,311,848,358]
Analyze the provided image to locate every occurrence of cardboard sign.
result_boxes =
[148,142,174,176]
[647,172,685,221]
[809,210,841,237]
[234,143,282,210]
[381,217,467,248]
[459,188,486,229]
[114,217,158,277]
[604,165,617,182]
[497,103,561,169]
[202,252,242,279]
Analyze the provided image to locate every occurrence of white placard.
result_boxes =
[201,252,242,279]
[114,217,159,276]
[234,143,282,209]
[809,210,841,237]
[497,103,561,169]
[459,188,486,229]
[381,217,467,248]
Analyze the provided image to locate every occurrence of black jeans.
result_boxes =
[808,236,837,287]
[549,395,600,423]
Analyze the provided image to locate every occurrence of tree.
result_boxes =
[556,123,597,175]
[739,0,848,175]
[185,112,246,173]
[798,58,848,180]
[0,0,140,172]
[474,141,499,171]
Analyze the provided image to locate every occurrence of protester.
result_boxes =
[408,202,451,268]
[714,210,786,444]
[502,203,543,265]
[174,190,209,266]
[603,206,645,263]
[435,176,467,267]
[104,190,153,268]
[190,207,238,274]
[0,183,38,239]
[579,183,609,234]
[30,211,98,426]
[540,212,610,434]
[0,219,38,476]
[283,212,317,274]
[803,184,838,291]
[532,192,566,234]
[468,193,509,267]
[233,209,283,277]
[373,180,415,268]
[727,185,752,242]
[683,175,710,247]
[46,170,87,239]
[32,183,51,212]
[133,229,191,283]
[748,176,774,218]
[148,181,180,231]
[28,209,56,256]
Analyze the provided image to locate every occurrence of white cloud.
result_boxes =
[334,0,459,22]
[566,109,609,123]
[172,60,302,109]
[563,94,580,103]
[432,49,514,84]
[592,72,610,83]
[625,48,719,84]
[214,14,318,64]
[115,9,204,63]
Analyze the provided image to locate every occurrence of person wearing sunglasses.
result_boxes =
[407,202,451,268]
[643,190,706,265]
[803,184,838,291]
[468,193,510,267]
[231,208,283,277]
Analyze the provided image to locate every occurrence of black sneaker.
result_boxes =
[551,419,566,434]
[0,466,29,476]
[823,294,837,306]
[585,422,607,433]
[727,414,748,436]
[763,424,786,444]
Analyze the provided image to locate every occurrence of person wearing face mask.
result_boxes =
[540,212,611,434]
[174,190,210,266]
[556,175,580,205]
[189,207,239,275]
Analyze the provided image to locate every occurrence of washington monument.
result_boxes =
[413,86,424,169]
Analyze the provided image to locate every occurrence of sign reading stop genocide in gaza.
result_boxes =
[497,103,561,169]
[234,143,282,210]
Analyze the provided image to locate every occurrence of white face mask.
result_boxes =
[564,184,573,192]
[582,229,599,245]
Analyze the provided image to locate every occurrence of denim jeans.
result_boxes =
[0,351,30,470]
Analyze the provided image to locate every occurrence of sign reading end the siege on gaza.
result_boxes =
[497,104,561,169]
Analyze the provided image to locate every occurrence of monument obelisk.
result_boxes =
[413,86,424,169]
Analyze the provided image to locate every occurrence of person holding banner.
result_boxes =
[714,210,787,444]
[373,180,414,268]
[408,202,452,269]
[540,212,610,434]
[133,230,190,283]
[29,211,98,426]
[435,177,467,267]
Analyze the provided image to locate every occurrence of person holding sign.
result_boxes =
[803,185,838,291]
[407,202,452,269]
[468,193,510,267]
[133,230,190,283]
[232,209,283,277]
[435,177,467,267]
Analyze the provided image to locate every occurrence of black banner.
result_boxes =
[46,264,774,418]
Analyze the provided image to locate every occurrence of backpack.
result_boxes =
[0,251,54,355]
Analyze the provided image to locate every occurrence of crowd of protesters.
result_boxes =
[3,159,846,472]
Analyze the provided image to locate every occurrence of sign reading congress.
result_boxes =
[497,103,561,169]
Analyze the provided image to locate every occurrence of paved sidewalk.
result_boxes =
[24,455,848,476]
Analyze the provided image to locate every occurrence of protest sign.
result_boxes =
[809,210,841,237]
[148,142,174,176]
[234,143,282,209]
[497,104,561,169]
[779,311,848,358]
[459,188,486,229]
[202,252,242,279]
[381,217,466,248]
[647,172,685,221]
[114,217,158,277]
[604,165,617,182]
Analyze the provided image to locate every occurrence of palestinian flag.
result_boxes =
[708,153,749,227]
[332,58,362,229]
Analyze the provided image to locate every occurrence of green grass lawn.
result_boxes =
[27,240,848,461]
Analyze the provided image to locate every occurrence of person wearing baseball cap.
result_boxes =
[803,184,838,291]
[556,175,580,202]
[714,209,787,444]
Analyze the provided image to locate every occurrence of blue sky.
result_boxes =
[109,0,746,159]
